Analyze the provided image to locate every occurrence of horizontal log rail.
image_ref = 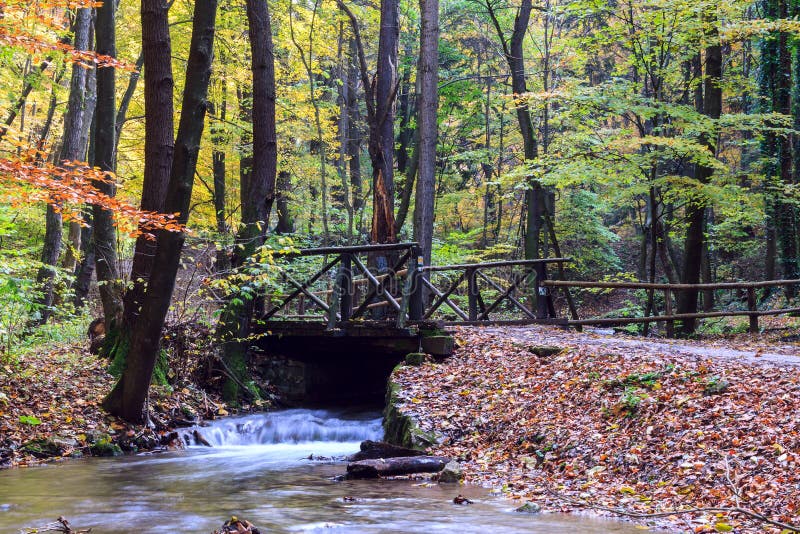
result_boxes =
[541,279,800,335]
[422,257,571,272]
[542,279,800,290]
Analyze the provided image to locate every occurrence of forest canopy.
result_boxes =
[0,0,799,419]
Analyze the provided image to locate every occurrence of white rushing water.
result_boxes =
[179,408,383,448]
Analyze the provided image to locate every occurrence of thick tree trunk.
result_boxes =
[103,0,217,423]
[412,0,439,265]
[677,8,721,334]
[368,0,400,245]
[123,0,175,329]
[92,0,123,327]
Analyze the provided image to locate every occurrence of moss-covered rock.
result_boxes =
[383,369,438,450]
[527,345,563,358]
[89,435,123,457]
[22,438,65,458]
[405,353,427,366]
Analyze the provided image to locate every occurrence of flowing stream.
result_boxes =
[0,409,643,533]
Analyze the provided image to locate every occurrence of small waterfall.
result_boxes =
[180,408,383,447]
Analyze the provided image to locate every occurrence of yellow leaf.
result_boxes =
[714,523,733,532]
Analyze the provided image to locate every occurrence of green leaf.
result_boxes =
[19,415,42,426]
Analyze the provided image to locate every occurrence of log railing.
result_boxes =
[420,258,571,323]
[261,242,572,327]
[262,242,424,328]
[542,279,800,335]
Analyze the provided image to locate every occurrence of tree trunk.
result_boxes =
[346,37,363,219]
[677,6,721,334]
[369,0,400,244]
[412,0,439,266]
[776,0,798,296]
[32,8,94,325]
[92,0,123,327]
[275,170,294,233]
[336,26,355,242]
[122,0,175,330]
[103,0,218,423]
[218,0,277,403]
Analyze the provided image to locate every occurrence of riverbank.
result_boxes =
[389,326,800,533]
[0,341,234,468]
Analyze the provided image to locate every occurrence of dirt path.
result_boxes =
[474,325,800,367]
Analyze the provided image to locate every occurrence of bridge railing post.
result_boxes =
[340,253,353,321]
[535,262,548,320]
[467,267,479,321]
[328,254,344,329]
[409,245,424,322]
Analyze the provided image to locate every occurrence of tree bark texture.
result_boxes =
[218,0,278,402]
[32,8,94,325]
[123,0,175,329]
[92,0,124,326]
[103,0,218,423]
[412,0,439,265]
[368,0,400,244]
[346,456,450,479]
[677,6,721,334]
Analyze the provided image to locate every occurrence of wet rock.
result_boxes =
[212,516,261,534]
[515,501,542,514]
[527,345,562,358]
[21,436,77,458]
[347,440,426,461]
[21,439,62,458]
[438,460,463,483]
[383,373,439,449]
[89,437,123,457]
[703,377,729,396]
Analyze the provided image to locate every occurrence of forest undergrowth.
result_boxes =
[0,322,251,468]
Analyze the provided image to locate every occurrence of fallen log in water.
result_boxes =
[347,440,427,461]
[346,456,451,479]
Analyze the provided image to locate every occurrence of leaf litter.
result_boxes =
[391,325,800,533]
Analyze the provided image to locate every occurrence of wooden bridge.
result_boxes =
[253,241,800,336]
[254,242,568,334]
[249,242,799,402]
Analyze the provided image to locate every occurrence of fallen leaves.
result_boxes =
[0,340,233,468]
[392,325,800,532]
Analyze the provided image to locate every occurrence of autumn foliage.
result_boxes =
[0,0,179,236]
